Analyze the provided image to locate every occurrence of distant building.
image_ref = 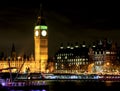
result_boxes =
[51,39,120,74]
[88,39,118,73]
[54,42,89,73]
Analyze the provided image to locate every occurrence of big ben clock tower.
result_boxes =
[34,12,48,73]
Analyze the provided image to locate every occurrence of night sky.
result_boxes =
[0,1,120,57]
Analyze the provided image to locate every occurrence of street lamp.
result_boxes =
[106,62,110,66]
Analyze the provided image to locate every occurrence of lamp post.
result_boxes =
[106,62,110,74]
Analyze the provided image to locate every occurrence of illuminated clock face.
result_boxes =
[41,30,47,36]
[35,31,39,36]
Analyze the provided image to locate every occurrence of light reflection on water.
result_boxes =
[10,89,46,91]
[5,80,120,91]
[105,81,112,86]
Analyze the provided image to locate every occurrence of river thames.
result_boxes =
[1,80,119,91]
[48,80,120,91]
[1,72,120,91]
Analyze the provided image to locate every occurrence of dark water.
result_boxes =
[1,81,120,91]
[49,81,120,91]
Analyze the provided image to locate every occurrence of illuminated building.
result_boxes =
[34,15,48,73]
[54,42,89,73]
[88,39,117,74]
[0,10,48,73]
[51,39,119,74]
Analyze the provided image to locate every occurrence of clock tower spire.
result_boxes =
[34,3,48,73]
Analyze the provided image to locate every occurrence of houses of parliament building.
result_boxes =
[0,14,48,73]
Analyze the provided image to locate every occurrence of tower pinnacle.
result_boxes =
[11,43,16,59]
[36,3,46,26]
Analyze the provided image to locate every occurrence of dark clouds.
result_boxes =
[0,2,120,57]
